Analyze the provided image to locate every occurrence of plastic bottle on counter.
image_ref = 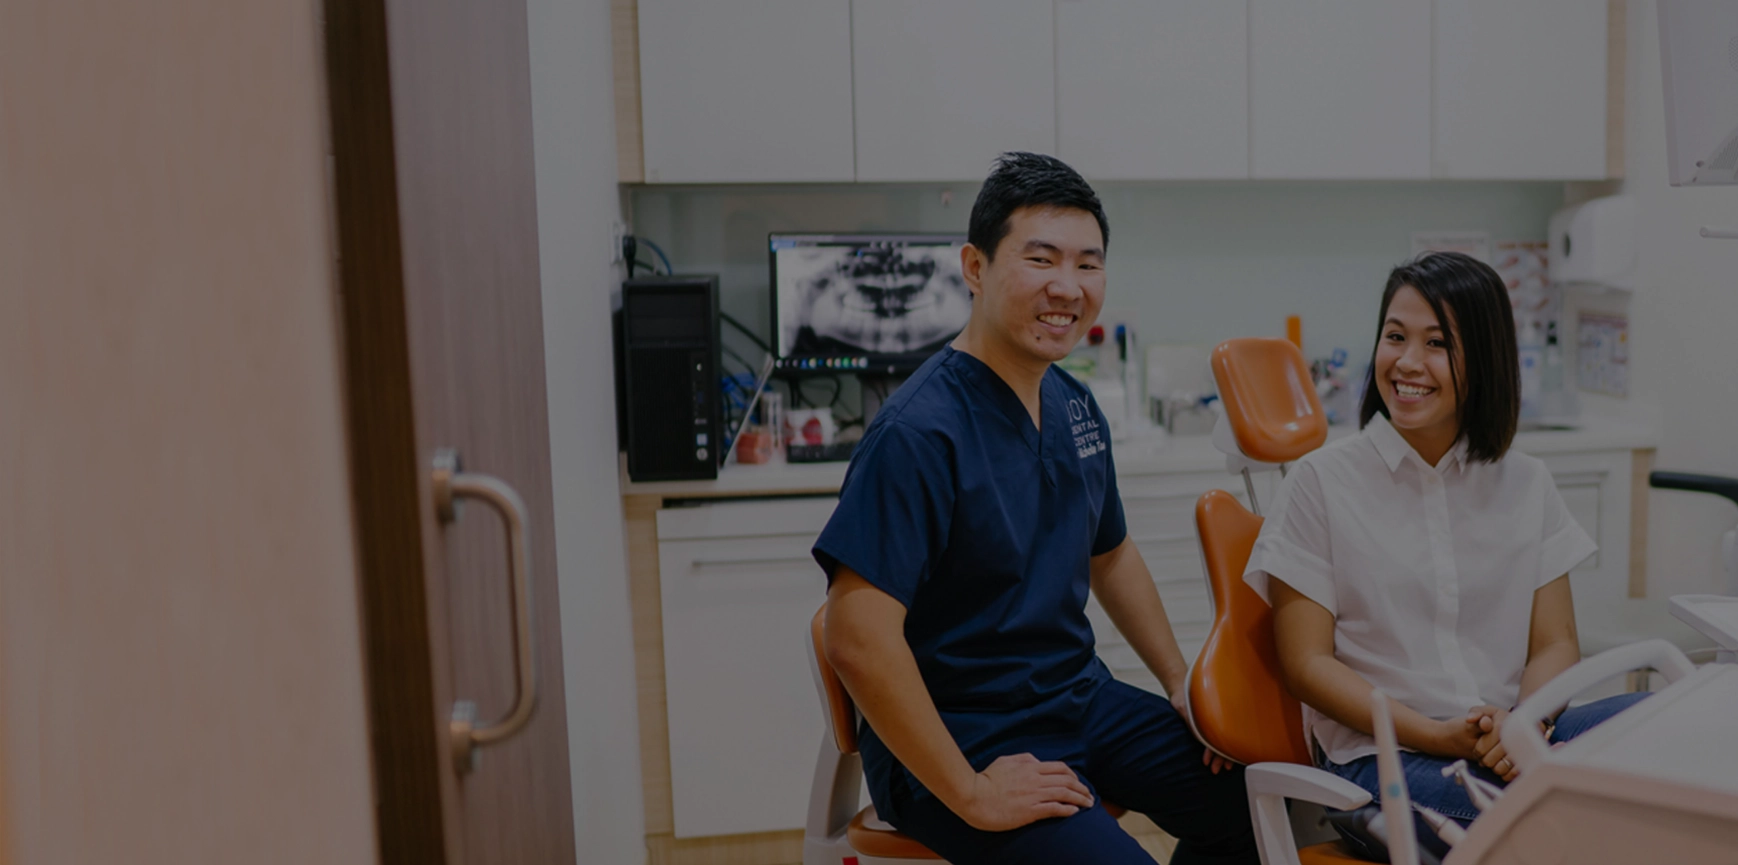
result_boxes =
[1516,315,1544,421]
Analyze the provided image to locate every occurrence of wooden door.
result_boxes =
[325,1,576,863]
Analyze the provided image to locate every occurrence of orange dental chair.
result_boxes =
[804,606,944,864]
[1184,338,1374,865]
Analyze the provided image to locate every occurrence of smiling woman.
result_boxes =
[1244,249,1651,850]
[1359,252,1522,468]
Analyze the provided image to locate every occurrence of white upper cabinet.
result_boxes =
[631,0,1613,184]
[638,0,854,183]
[852,0,1056,182]
[1433,0,1609,179]
[1056,0,1249,180]
[1250,0,1432,179]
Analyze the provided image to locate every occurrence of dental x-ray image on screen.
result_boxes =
[772,233,972,370]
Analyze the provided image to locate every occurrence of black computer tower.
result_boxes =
[616,275,722,482]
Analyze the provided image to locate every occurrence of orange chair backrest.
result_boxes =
[1210,338,1328,464]
[1188,490,1312,766]
[811,605,860,755]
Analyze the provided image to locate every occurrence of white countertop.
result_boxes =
[621,411,1662,499]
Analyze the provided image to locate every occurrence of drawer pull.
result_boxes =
[691,555,817,569]
[1122,491,1244,504]
[1131,532,1197,545]
[1121,492,1202,504]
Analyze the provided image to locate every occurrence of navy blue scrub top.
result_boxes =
[812,346,1127,808]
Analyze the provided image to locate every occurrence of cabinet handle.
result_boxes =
[1130,532,1197,545]
[432,449,538,775]
[1121,492,1202,504]
[691,554,816,569]
[1122,491,1246,505]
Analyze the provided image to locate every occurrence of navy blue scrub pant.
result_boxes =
[882,680,1258,865]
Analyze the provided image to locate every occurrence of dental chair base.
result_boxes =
[1670,594,1738,662]
[1445,763,1738,864]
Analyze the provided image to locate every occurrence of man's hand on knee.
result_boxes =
[957,753,1095,832]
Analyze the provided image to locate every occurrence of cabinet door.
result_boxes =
[1250,0,1431,179]
[1433,0,1608,179]
[638,0,854,182]
[1056,0,1249,179]
[657,498,837,837]
[1534,450,1635,655]
[852,0,1056,181]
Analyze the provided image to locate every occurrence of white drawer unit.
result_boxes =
[657,497,837,838]
[1531,449,1635,653]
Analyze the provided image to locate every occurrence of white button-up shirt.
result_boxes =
[1243,415,1596,764]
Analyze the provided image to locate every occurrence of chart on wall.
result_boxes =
[1577,312,1629,397]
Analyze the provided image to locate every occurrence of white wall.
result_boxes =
[525,0,647,861]
[0,2,378,862]
[1623,1,1738,602]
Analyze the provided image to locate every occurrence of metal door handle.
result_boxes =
[433,449,537,775]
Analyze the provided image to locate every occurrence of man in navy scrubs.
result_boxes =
[814,153,1257,864]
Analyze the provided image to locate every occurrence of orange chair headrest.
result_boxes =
[1210,338,1328,465]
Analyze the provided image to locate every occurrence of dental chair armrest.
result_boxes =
[1246,763,1374,810]
[1246,763,1372,865]
[1503,639,1694,772]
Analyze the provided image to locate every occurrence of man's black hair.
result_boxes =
[1359,251,1521,463]
[967,152,1109,260]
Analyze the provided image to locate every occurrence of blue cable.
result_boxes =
[639,237,674,274]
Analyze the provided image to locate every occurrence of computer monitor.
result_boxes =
[771,232,971,374]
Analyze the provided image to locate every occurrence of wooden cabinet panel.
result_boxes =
[638,0,854,182]
[1433,0,1608,179]
[1055,0,1249,179]
[1250,0,1432,178]
[852,0,1056,181]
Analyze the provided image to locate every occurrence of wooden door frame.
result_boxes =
[323,2,452,862]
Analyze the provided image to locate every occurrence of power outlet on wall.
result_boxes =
[610,219,627,265]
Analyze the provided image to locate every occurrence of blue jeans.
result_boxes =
[884,680,1258,865]
[1321,692,1650,833]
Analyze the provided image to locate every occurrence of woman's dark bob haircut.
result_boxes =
[1359,251,1520,463]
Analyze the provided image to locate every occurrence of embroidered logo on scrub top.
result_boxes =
[1067,396,1107,459]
